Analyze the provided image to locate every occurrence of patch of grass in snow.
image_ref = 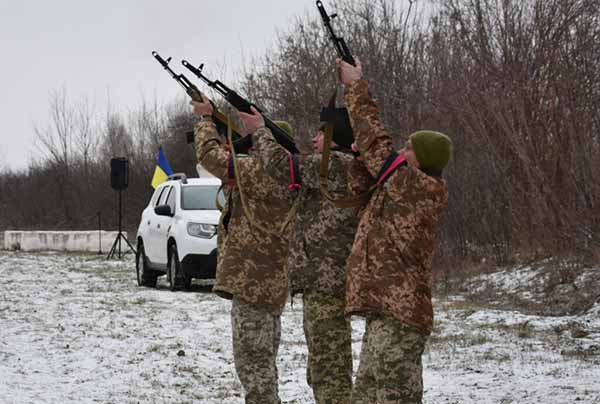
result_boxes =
[94,267,129,279]
[477,321,538,339]
[560,345,600,359]
[439,298,498,314]
[428,332,492,348]
[167,342,184,351]
[544,366,564,377]
[211,386,242,401]
[173,381,194,390]
[481,350,512,362]
[428,333,460,346]
[126,357,142,365]
[176,365,196,373]
[469,333,493,345]
[130,297,147,305]
[517,321,535,338]
[148,343,162,353]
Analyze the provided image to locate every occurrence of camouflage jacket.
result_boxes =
[194,120,294,313]
[344,79,449,334]
[253,128,358,297]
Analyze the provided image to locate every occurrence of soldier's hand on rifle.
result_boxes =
[238,106,265,135]
[351,142,364,161]
[336,58,362,86]
[190,93,214,117]
[313,130,338,154]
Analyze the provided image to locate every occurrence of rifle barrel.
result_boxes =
[315,1,356,66]
[182,58,298,153]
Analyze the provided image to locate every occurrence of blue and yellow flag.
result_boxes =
[151,147,174,189]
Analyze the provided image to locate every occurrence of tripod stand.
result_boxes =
[107,189,136,259]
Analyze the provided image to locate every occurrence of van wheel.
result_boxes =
[168,244,187,291]
[136,243,157,288]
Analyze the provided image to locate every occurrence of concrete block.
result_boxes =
[3,230,129,252]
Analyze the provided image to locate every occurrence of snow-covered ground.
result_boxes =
[1,252,599,403]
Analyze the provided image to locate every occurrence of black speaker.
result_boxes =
[110,158,129,190]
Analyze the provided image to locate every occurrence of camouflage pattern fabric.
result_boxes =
[194,120,294,313]
[252,127,356,402]
[347,157,374,218]
[351,314,427,404]
[303,291,352,404]
[253,127,358,297]
[231,298,282,404]
[344,79,449,334]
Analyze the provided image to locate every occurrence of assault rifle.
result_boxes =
[316,1,369,208]
[316,0,356,66]
[151,51,251,151]
[181,60,299,154]
[316,0,355,149]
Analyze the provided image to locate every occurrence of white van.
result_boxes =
[135,172,223,291]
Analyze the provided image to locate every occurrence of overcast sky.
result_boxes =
[0,0,313,170]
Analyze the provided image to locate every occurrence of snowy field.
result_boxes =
[1,251,599,404]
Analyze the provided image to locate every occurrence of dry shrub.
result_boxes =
[242,0,600,269]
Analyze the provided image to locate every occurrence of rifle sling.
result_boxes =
[226,118,299,238]
[216,184,226,212]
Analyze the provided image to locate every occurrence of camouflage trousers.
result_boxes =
[231,297,282,404]
[303,291,353,404]
[351,315,428,404]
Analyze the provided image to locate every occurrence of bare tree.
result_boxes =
[3,0,599,268]
[242,0,600,264]
[33,87,79,226]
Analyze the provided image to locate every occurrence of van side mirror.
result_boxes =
[154,204,173,217]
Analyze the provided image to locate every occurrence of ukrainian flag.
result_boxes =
[151,147,174,189]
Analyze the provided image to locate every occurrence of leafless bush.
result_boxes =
[242,0,600,267]
[2,0,599,272]
[0,91,196,235]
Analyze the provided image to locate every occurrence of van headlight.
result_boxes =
[187,222,217,238]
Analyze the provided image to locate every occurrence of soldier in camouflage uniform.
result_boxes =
[248,114,357,404]
[191,95,296,404]
[336,59,453,404]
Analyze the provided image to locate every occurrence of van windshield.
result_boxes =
[181,185,224,210]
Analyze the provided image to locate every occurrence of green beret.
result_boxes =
[409,131,453,174]
[273,120,294,138]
